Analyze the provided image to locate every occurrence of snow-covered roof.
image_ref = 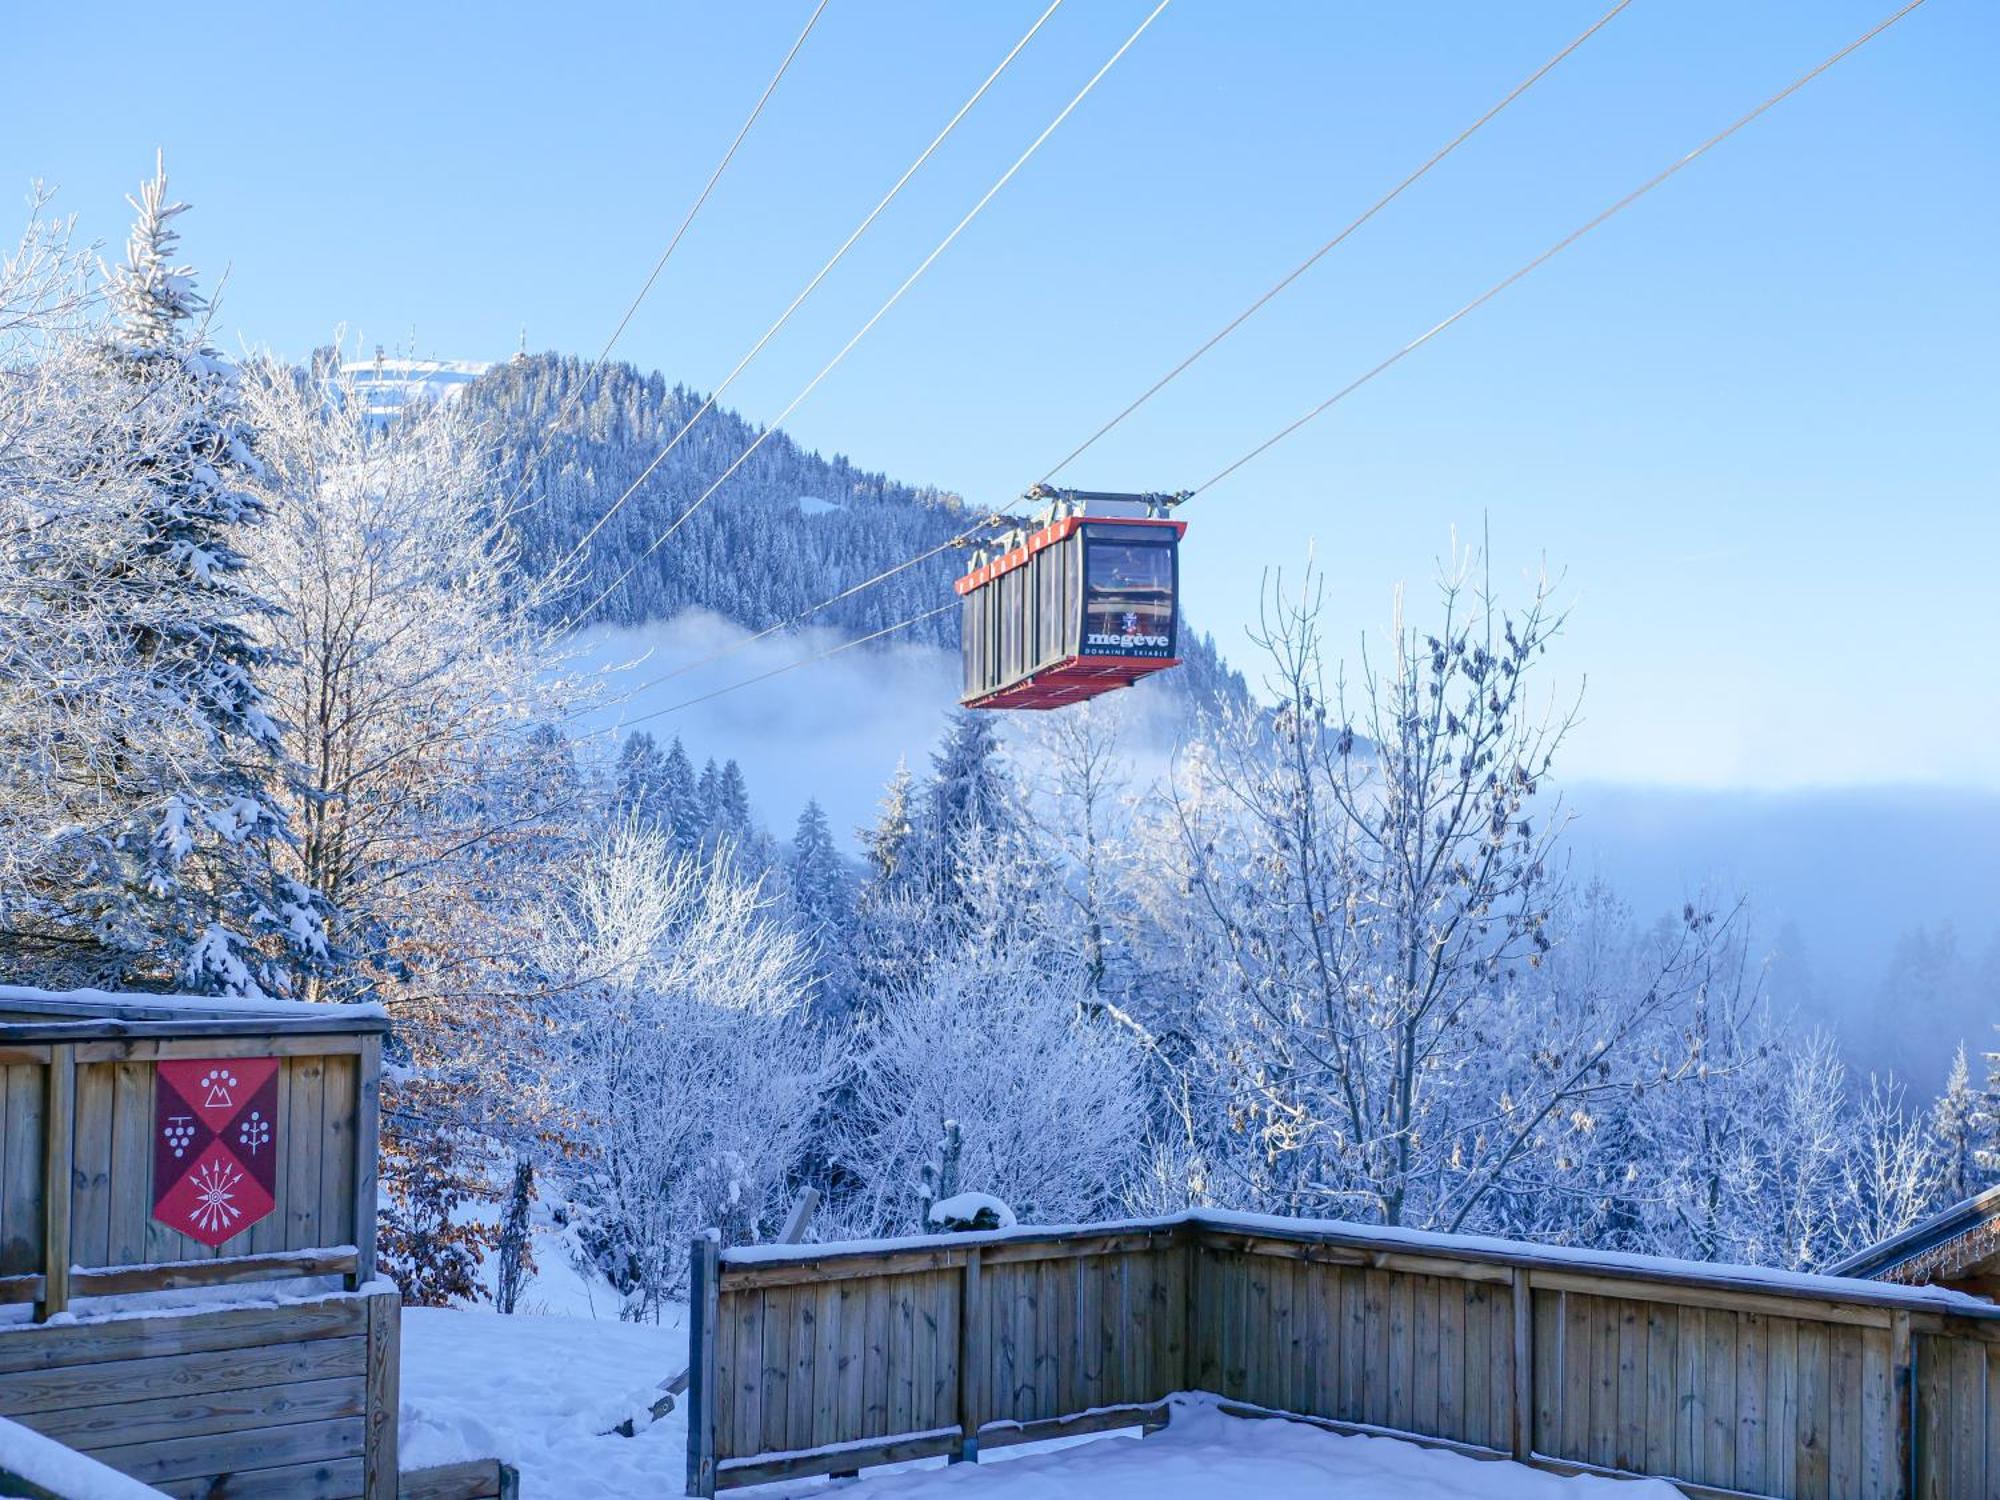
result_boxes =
[1828,1183,2000,1285]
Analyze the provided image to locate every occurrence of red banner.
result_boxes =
[153,1057,281,1248]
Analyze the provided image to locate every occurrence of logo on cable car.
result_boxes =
[152,1056,281,1247]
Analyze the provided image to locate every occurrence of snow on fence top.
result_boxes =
[721,1205,2000,1321]
[0,983,388,1026]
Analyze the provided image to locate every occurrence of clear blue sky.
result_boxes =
[11,1,1995,790]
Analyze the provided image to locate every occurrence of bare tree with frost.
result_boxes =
[539,823,828,1320]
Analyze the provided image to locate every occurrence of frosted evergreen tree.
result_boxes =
[658,737,700,857]
[86,160,324,994]
[788,800,856,1016]
[863,760,916,886]
[615,732,667,823]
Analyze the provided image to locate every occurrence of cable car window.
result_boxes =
[1082,541,1174,658]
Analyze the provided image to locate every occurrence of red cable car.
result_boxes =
[958,487,1187,711]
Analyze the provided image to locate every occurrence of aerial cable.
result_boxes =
[562,0,1175,632]
[1188,0,1929,500]
[592,0,1927,721]
[1037,0,1634,486]
[496,0,831,526]
[547,0,1071,589]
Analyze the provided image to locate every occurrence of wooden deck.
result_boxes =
[0,988,411,1498]
[686,1212,2000,1499]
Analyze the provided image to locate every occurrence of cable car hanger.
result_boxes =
[957,486,1191,712]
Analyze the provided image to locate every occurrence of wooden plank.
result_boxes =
[1767,1314,1798,1497]
[761,1284,794,1457]
[286,1055,325,1250]
[69,1062,114,1272]
[1363,1268,1391,1427]
[1644,1299,1675,1479]
[1560,1290,1593,1461]
[86,1415,364,1486]
[1675,1304,1705,1485]
[72,1034,366,1063]
[1341,1262,1366,1424]
[730,1287,764,1460]
[715,1425,961,1490]
[106,1062,151,1267]
[352,1034,380,1284]
[0,1336,364,1414]
[1615,1297,1644,1472]
[1589,1294,1617,1471]
[364,1289,398,1500]
[1797,1318,1830,1500]
[152,1457,366,1500]
[1705,1306,1737,1487]
[934,1264,961,1434]
[0,1065,41,1277]
[1530,1267,1895,1330]
[1413,1274,1439,1438]
[37,1046,72,1319]
[811,1276,841,1449]
[1388,1270,1414,1432]
[1952,1335,1985,1500]
[1737,1310,1768,1495]
[401,1458,514,1500]
[70,1248,357,1297]
[1859,1324,1890,1500]
[1436,1273,1463,1444]
[835,1277,865,1447]
[956,1249,982,1454]
[1533,1280,1559,1458]
[1916,1334,1948,1500]
[687,1232,720,1499]
[887,1268,914,1434]
[1891,1311,1913,1500]
[26,1373,363,1450]
[318,1055,358,1252]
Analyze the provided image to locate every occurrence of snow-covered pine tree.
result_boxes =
[83,160,323,994]
[614,731,667,823]
[1935,1043,1984,1205]
[659,737,700,857]
[788,799,856,1017]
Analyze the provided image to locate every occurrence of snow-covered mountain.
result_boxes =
[341,352,490,425]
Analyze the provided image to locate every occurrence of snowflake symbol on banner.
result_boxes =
[237,1109,271,1156]
[189,1157,244,1236]
[1122,611,1139,634]
[162,1114,196,1158]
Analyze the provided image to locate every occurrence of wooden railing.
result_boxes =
[0,986,386,1317]
[686,1210,2000,1499]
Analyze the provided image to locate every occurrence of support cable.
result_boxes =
[562,0,1174,632]
[546,0,1071,589]
[1188,0,1930,499]
[497,0,831,526]
[1038,0,1636,485]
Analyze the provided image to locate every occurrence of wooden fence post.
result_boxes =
[364,1290,401,1500]
[352,1032,382,1289]
[687,1230,721,1499]
[1511,1267,1534,1462]
[1890,1309,1913,1500]
[955,1247,983,1463]
[36,1044,74,1322]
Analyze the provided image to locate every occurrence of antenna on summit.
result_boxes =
[514,325,528,364]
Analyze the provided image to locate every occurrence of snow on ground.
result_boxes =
[400,1309,1680,1500]
[399,1305,688,1498]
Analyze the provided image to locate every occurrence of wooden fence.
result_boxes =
[0,988,385,1317]
[686,1210,2000,1499]
[0,987,402,1498]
